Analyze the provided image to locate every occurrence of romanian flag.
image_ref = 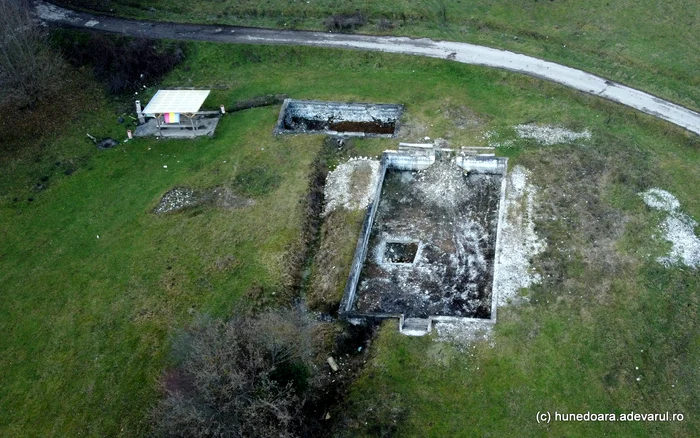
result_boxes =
[164,112,180,124]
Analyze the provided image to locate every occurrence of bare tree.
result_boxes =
[153,309,316,438]
[0,0,64,107]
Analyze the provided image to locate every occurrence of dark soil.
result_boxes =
[286,116,396,135]
[384,242,419,263]
[329,119,395,135]
[96,138,118,149]
[299,321,378,438]
[230,94,288,112]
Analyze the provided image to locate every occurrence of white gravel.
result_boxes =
[639,188,700,269]
[153,187,197,214]
[35,2,80,23]
[493,166,545,306]
[434,320,493,347]
[514,124,591,146]
[639,188,680,212]
[323,158,380,216]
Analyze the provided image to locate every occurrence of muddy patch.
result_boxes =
[275,100,403,137]
[153,186,253,214]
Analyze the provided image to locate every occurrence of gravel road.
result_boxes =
[35,1,700,135]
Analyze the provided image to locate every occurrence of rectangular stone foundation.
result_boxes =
[339,149,507,329]
[274,99,403,137]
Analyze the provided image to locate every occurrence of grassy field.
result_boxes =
[1,38,698,436]
[63,0,700,114]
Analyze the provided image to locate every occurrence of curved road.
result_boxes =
[36,1,700,135]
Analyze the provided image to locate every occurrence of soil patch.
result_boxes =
[229,94,288,112]
[304,321,378,437]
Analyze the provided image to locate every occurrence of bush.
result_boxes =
[153,309,315,438]
[0,0,66,108]
[52,0,111,12]
[54,31,185,94]
[376,18,395,31]
[323,12,367,31]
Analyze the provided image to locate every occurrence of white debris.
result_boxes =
[153,187,198,214]
[482,130,517,149]
[640,188,700,269]
[323,158,380,215]
[35,3,80,22]
[639,188,680,212]
[514,124,591,146]
[493,166,546,306]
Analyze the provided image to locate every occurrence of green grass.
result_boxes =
[1,39,698,436]
[343,266,698,437]
[67,0,700,113]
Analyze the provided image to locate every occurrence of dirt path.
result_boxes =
[35,1,700,136]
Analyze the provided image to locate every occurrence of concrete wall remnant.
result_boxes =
[383,149,435,170]
[339,148,508,336]
[454,155,507,174]
[274,99,404,137]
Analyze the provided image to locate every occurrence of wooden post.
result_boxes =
[155,114,162,137]
[135,100,145,124]
[188,114,195,133]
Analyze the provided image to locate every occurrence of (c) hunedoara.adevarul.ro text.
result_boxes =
[536,411,684,424]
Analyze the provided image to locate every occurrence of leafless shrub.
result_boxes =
[153,309,315,438]
[376,18,395,31]
[0,0,65,108]
[52,0,111,12]
[55,31,185,94]
[323,11,367,31]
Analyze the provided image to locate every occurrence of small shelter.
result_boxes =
[142,90,211,135]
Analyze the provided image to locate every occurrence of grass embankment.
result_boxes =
[0,40,698,436]
[63,0,700,113]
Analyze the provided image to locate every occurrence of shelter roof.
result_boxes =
[143,90,210,114]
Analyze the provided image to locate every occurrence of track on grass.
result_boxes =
[34,0,700,135]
